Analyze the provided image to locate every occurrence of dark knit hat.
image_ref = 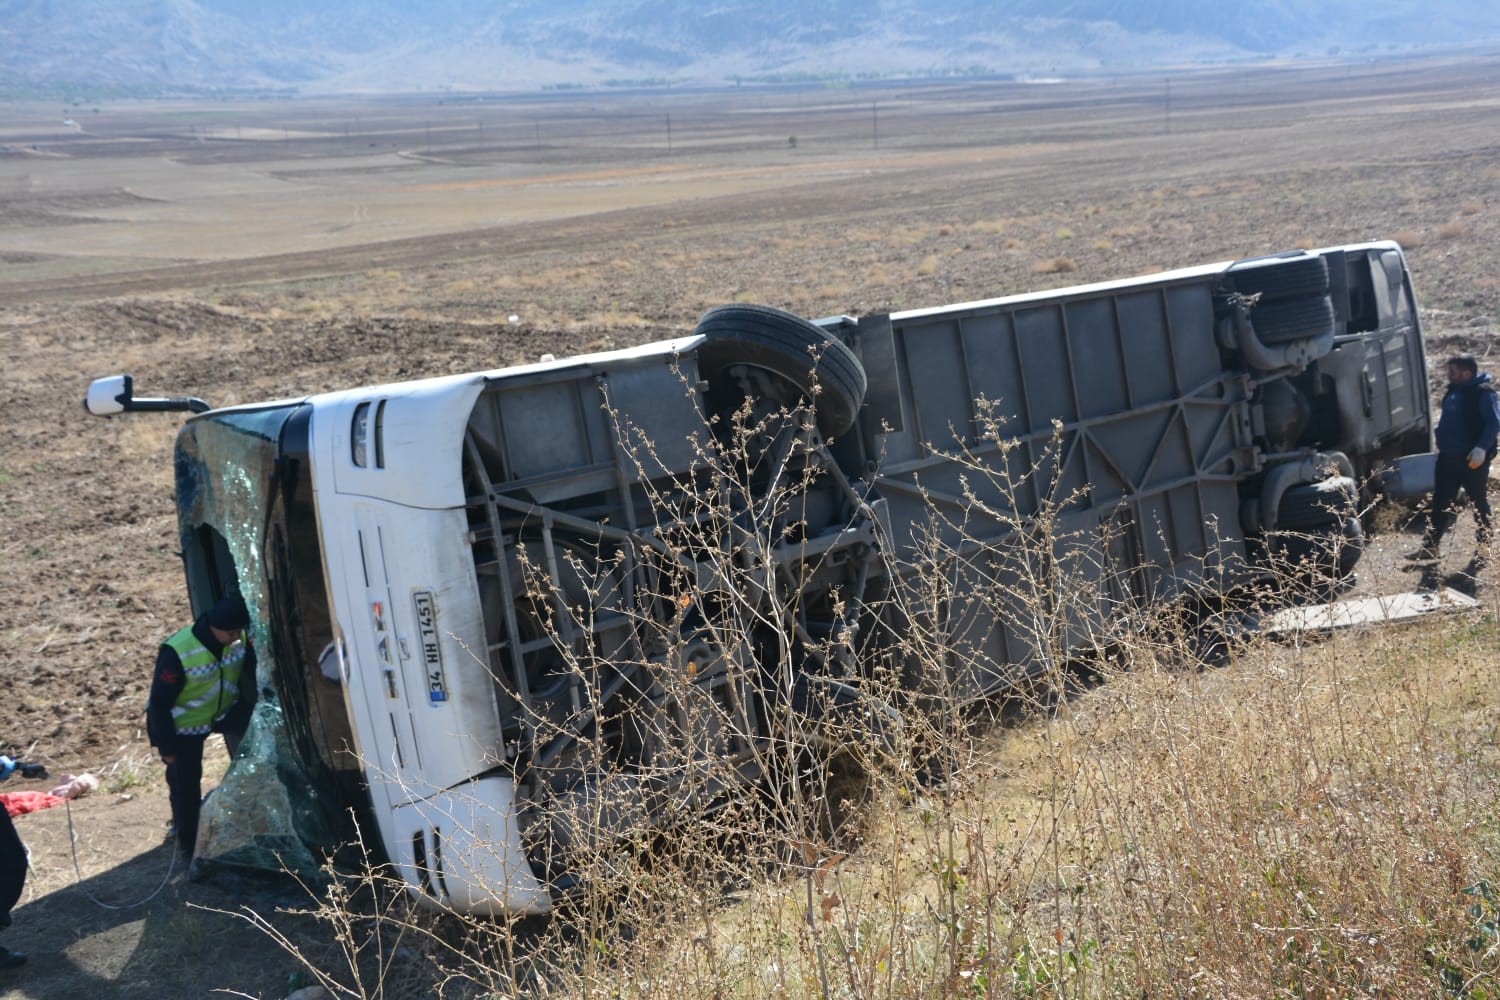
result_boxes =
[208,594,250,631]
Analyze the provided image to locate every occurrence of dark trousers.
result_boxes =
[164,734,210,858]
[162,721,245,859]
[1427,452,1493,550]
[0,808,25,928]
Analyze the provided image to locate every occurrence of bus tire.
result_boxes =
[1228,255,1330,301]
[694,304,867,439]
[1277,476,1358,530]
[1269,515,1364,582]
[1250,293,1337,347]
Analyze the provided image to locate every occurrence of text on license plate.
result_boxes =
[412,590,448,704]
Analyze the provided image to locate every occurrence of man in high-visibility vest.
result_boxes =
[146,594,258,863]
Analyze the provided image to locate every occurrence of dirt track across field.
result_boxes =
[2,53,1499,997]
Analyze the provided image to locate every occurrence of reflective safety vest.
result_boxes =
[165,625,246,736]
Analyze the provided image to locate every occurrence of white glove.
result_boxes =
[1468,447,1486,469]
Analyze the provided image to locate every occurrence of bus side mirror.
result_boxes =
[84,374,133,416]
[82,374,211,416]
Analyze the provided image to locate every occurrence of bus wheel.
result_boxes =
[694,303,867,439]
[1228,255,1330,301]
[1249,294,1337,346]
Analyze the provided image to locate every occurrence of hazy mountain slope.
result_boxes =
[1,0,1495,94]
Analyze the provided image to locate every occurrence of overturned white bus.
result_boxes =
[86,240,1431,914]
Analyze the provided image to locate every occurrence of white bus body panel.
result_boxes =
[301,335,703,912]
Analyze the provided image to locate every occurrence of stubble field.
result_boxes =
[2,51,1500,997]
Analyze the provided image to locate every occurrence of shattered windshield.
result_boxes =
[174,404,344,878]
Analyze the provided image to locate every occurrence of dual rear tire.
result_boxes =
[1226,255,1337,347]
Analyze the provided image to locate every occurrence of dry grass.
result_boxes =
[245,583,1500,999]
[1032,256,1078,274]
[584,308,651,329]
[1392,230,1424,251]
[1437,219,1470,240]
[654,617,1500,998]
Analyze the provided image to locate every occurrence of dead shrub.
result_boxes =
[1032,256,1078,274]
[1392,230,1423,250]
[1436,219,1469,240]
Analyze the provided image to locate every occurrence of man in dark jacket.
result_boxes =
[0,757,30,972]
[147,594,257,862]
[1410,355,1500,564]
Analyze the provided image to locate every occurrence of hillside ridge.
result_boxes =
[2,0,1497,94]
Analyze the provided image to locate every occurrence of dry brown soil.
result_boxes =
[2,53,1500,998]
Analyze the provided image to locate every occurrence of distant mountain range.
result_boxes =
[1,0,1497,95]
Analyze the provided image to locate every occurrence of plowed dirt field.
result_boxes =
[3,54,1499,998]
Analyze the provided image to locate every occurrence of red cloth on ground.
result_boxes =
[1,790,66,817]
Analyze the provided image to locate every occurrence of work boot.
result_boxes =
[1404,544,1438,562]
[0,945,26,970]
